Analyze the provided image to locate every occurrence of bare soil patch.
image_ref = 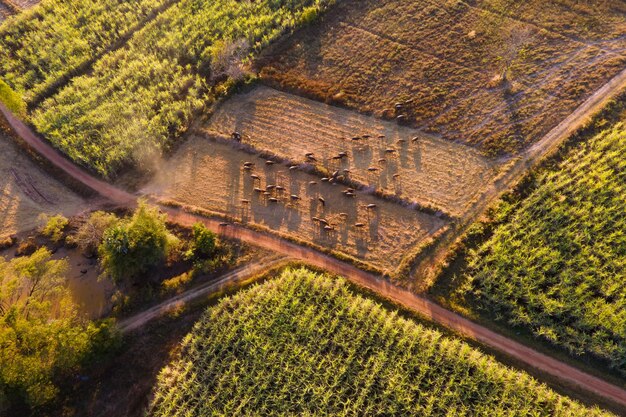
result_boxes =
[144,137,447,275]
[206,86,498,217]
[258,0,626,155]
[0,132,85,239]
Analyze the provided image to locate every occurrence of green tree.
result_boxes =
[99,201,177,283]
[0,248,118,411]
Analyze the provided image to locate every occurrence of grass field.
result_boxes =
[206,85,498,217]
[0,129,85,239]
[143,137,446,275]
[29,0,333,177]
[459,121,626,376]
[147,267,611,416]
[259,0,626,155]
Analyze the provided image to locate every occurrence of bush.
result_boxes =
[99,202,177,283]
[67,211,119,256]
[39,214,69,243]
[185,223,217,260]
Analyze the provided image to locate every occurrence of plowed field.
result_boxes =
[143,137,447,274]
[259,0,626,155]
[0,132,85,238]
[206,86,497,217]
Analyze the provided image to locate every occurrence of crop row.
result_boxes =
[148,267,609,416]
[30,0,332,177]
[0,0,171,103]
[463,123,626,375]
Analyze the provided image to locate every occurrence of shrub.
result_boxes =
[67,211,119,257]
[0,78,25,117]
[185,223,217,260]
[99,202,177,283]
[38,214,69,243]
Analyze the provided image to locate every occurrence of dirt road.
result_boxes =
[412,66,626,286]
[2,87,626,409]
[118,255,288,333]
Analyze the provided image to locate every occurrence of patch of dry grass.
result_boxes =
[143,137,447,275]
[258,0,626,155]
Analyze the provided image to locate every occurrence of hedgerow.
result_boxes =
[147,268,609,416]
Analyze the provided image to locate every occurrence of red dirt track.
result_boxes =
[2,102,626,411]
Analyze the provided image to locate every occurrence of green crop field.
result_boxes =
[0,0,170,103]
[147,268,609,416]
[461,121,626,376]
[29,0,332,177]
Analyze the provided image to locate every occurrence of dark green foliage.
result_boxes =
[99,202,176,282]
[463,123,626,375]
[148,268,608,416]
[185,223,216,260]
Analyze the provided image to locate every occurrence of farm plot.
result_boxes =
[206,86,498,217]
[0,131,85,239]
[30,0,334,177]
[147,268,611,417]
[0,0,171,103]
[143,138,446,275]
[460,122,626,377]
[259,0,626,155]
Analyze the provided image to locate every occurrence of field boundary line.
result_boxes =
[3,85,626,409]
[411,66,626,288]
[26,0,182,109]
[118,255,289,333]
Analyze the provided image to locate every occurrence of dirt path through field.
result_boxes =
[2,73,626,408]
[411,66,626,287]
[118,255,288,333]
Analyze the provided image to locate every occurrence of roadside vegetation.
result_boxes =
[30,0,334,177]
[457,117,626,376]
[148,268,610,416]
[0,0,170,104]
[0,248,119,413]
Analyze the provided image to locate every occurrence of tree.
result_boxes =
[99,201,177,283]
[38,214,69,243]
[497,27,535,84]
[0,249,118,411]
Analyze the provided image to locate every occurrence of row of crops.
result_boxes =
[462,122,626,375]
[148,268,610,416]
[0,0,331,177]
[0,0,172,103]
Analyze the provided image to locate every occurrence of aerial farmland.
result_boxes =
[0,0,626,416]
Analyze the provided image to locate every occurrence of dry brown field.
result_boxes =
[258,0,626,155]
[206,86,498,217]
[143,137,447,275]
[0,132,85,238]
